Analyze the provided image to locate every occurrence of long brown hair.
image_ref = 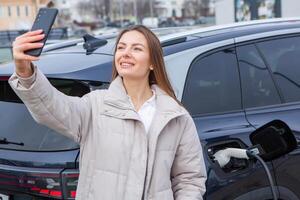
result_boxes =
[112,25,180,104]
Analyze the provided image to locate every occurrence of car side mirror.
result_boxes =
[250,120,297,161]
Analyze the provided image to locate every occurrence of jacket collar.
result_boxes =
[102,76,185,120]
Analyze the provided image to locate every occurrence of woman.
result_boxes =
[10,25,207,200]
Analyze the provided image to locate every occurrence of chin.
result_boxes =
[118,72,147,81]
[119,73,137,79]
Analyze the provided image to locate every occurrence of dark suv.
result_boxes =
[1,18,300,200]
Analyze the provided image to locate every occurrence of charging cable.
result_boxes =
[213,148,278,200]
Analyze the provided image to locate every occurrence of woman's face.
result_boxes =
[115,30,152,81]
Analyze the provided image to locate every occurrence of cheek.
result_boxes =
[137,54,151,68]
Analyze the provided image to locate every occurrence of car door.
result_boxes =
[181,46,276,200]
[235,35,300,199]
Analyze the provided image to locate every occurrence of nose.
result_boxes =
[121,47,132,58]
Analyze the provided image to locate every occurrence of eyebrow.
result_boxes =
[118,42,145,48]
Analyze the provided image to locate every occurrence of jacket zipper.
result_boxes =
[141,124,149,200]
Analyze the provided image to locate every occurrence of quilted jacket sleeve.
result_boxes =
[9,66,96,145]
[171,114,207,200]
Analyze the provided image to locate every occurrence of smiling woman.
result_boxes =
[9,25,207,200]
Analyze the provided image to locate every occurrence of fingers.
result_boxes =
[16,34,45,45]
[13,42,43,60]
[16,42,44,52]
[15,53,40,62]
[15,29,43,40]
[13,30,45,61]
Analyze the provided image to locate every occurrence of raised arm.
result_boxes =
[12,29,44,78]
[9,30,95,144]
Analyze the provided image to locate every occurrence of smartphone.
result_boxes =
[25,8,58,57]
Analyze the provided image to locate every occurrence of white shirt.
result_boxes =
[128,90,156,134]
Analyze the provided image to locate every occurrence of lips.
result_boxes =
[120,61,134,68]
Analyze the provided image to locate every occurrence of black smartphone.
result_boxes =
[25,8,58,57]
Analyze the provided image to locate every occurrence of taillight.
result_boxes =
[27,173,62,199]
[0,167,79,199]
[27,170,79,199]
[0,76,9,81]
[61,169,79,199]
[0,171,63,199]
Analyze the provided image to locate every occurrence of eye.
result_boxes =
[117,46,124,50]
[133,47,142,51]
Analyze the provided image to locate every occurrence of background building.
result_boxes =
[215,0,300,25]
[154,0,184,18]
[0,0,52,30]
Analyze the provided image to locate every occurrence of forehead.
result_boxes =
[118,30,148,46]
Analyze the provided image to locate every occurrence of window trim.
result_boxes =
[235,28,300,43]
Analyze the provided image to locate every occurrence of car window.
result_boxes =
[183,48,242,115]
[0,79,92,151]
[0,78,90,103]
[257,36,300,103]
[236,44,281,108]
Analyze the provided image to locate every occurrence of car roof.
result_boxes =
[160,17,300,41]
[1,18,300,81]
[42,26,198,54]
[42,17,300,55]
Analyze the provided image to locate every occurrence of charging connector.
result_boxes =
[213,148,249,168]
[213,147,277,200]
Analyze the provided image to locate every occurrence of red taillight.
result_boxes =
[0,76,9,81]
[70,190,76,198]
[0,168,79,199]
[62,169,79,199]
[50,190,62,197]
[30,187,40,191]
[0,171,64,199]
[40,189,50,195]
[27,175,63,198]
[32,188,62,198]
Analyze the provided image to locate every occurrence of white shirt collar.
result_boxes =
[127,89,156,133]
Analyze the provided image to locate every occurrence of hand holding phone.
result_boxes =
[24,8,58,57]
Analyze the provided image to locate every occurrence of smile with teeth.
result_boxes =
[120,62,134,68]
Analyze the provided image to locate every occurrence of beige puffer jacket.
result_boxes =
[9,67,207,200]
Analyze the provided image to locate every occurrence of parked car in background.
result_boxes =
[142,17,159,28]
[195,16,216,25]
[1,18,300,200]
